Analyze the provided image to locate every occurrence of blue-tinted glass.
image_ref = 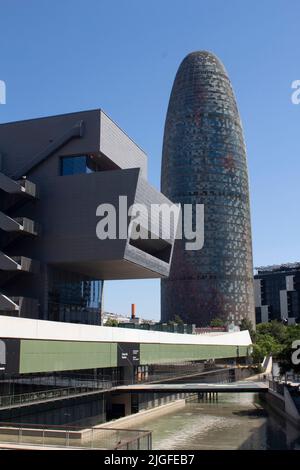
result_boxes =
[48,268,103,325]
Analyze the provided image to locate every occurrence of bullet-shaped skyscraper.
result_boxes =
[161,51,255,327]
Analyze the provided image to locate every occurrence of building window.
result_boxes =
[60,155,98,176]
[48,268,103,325]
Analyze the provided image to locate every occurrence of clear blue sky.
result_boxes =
[1,0,299,321]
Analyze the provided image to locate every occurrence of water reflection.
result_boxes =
[128,393,300,450]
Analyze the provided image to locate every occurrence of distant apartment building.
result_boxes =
[254,263,300,324]
[102,311,131,324]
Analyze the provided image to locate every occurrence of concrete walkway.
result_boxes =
[114,381,269,394]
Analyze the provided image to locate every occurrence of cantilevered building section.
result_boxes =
[161,51,255,327]
[0,109,176,325]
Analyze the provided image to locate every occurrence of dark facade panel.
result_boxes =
[0,338,20,375]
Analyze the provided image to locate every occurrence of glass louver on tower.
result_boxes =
[161,51,255,327]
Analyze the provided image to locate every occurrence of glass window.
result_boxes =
[48,268,103,325]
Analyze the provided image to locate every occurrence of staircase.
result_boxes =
[0,171,39,318]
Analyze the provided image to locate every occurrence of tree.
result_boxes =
[239,317,255,341]
[210,318,225,328]
[252,333,283,363]
[173,314,184,325]
[256,320,286,344]
[105,318,119,327]
[276,324,300,374]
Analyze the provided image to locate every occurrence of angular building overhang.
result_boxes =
[1,168,174,280]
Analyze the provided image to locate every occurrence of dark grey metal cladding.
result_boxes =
[0,171,37,197]
[0,109,147,179]
[11,168,171,279]
[117,343,140,367]
[0,110,101,178]
[0,164,39,318]
[100,111,147,179]
[124,174,176,277]
[161,51,255,327]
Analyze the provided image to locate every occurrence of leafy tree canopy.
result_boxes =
[251,320,300,374]
[105,318,119,327]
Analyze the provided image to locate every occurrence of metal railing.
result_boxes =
[2,373,113,389]
[269,379,285,396]
[0,365,256,410]
[285,372,300,384]
[0,422,152,450]
[1,365,246,391]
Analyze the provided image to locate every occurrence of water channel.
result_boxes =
[127,393,300,450]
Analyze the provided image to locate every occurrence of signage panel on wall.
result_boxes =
[117,342,140,367]
[0,338,20,374]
